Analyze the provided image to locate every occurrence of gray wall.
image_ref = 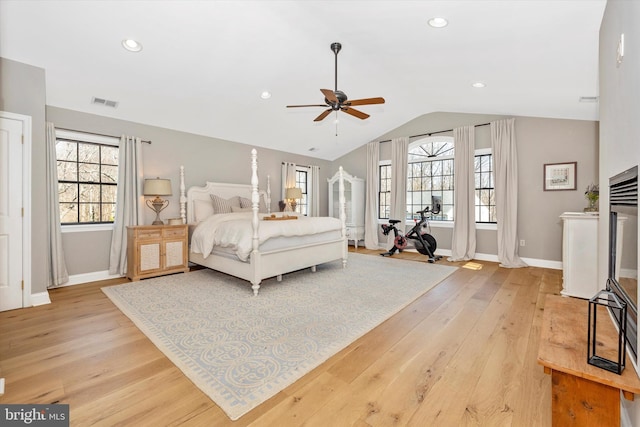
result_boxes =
[0,57,48,295]
[46,107,332,276]
[0,55,599,289]
[334,112,599,263]
[599,0,640,421]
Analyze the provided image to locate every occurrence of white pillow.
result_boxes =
[193,199,214,222]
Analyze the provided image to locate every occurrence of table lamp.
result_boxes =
[143,178,172,225]
[285,187,303,212]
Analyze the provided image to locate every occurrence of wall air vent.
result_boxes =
[579,96,599,103]
[91,97,119,108]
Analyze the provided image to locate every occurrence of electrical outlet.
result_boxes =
[520,240,525,247]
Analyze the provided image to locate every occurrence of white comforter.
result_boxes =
[190,213,342,261]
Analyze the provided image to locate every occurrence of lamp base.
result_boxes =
[147,197,169,226]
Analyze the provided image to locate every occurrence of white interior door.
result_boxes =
[0,116,24,311]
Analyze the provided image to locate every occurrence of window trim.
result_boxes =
[378,160,391,219]
[55,129,120,230]
[295,167,309,216]
[62,223,115,233]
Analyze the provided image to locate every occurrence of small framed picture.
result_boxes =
[544,162,577,191]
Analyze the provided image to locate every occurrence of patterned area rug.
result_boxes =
[102,253,457,420]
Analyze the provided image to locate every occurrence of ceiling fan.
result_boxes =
[286,42,385,122]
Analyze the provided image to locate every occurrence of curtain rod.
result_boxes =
[281,162,317,169]
[379,122,491,144]
[55,127,152,144]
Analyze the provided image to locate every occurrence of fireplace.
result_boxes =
[607,165,638,362]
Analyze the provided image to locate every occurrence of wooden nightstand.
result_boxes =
[126,224,189,281]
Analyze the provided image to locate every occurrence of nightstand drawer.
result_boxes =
[163,227,186,238]
[136,229,162,240]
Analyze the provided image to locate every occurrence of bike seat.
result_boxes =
[389,219,402,225]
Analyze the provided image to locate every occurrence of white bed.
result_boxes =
[182,149,348,295]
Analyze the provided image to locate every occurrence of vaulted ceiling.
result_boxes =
[0,0,606,160]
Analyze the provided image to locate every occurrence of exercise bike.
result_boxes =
[380,202,442,263]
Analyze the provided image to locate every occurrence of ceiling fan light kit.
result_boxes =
[286,42,385,122]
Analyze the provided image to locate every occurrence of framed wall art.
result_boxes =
[544,162,577,191]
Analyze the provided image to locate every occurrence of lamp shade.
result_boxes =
[285,187,302,200]
[143,178,172,196]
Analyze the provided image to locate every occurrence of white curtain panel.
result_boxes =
[309,165,320,217]
[449,126,477,261]
[281,162,297,198]
[390,136,409,221]
[45,122,69,288]
[109,135,144,276]
[490,119,527,268]
[364,141,381,249]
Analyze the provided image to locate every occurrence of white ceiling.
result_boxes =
[0,0,606,161]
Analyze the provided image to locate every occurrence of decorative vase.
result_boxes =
[585,197,599,212]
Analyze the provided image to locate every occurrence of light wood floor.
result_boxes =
[0,248,560,426]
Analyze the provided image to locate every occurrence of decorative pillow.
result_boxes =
[210,195,241,214]
[238,196,251,208]
[231,206,253,213]
[239,195,268,213]
[193,199,215,222]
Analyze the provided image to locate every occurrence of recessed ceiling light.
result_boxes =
[472,82,486,88]
[428,17,448,28]
[122,39,142,52]
[260,91,272,99]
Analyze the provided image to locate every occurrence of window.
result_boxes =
[475,150,496,223]
[295,169,308,215]
[379,163,391,219]
[378,136,495,224]
[56,130,119,225]
[407,138,454,220]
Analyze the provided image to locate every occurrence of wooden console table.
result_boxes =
[538,295,640,426]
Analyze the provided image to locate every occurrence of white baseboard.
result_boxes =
[28,270,122,308]
[375,246,562,270]
[466,252,562,269]
[30,291,51,306]
[520,257,563,270]
[63,270,124,287]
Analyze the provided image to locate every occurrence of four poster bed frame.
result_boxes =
[180,149,348,295]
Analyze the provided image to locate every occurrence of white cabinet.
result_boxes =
[560,212,599,299]
[328,170,365,248]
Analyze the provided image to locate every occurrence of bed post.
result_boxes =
[250,149,261,295]
[267,174,271,214]
[339,166,347,268]
[179,165,186,224]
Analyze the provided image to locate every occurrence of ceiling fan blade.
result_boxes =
[346,97,386,106]
[320,89,338,103]
[286,104,328,108]
[313,109,332,122]
[341,107,369,120]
